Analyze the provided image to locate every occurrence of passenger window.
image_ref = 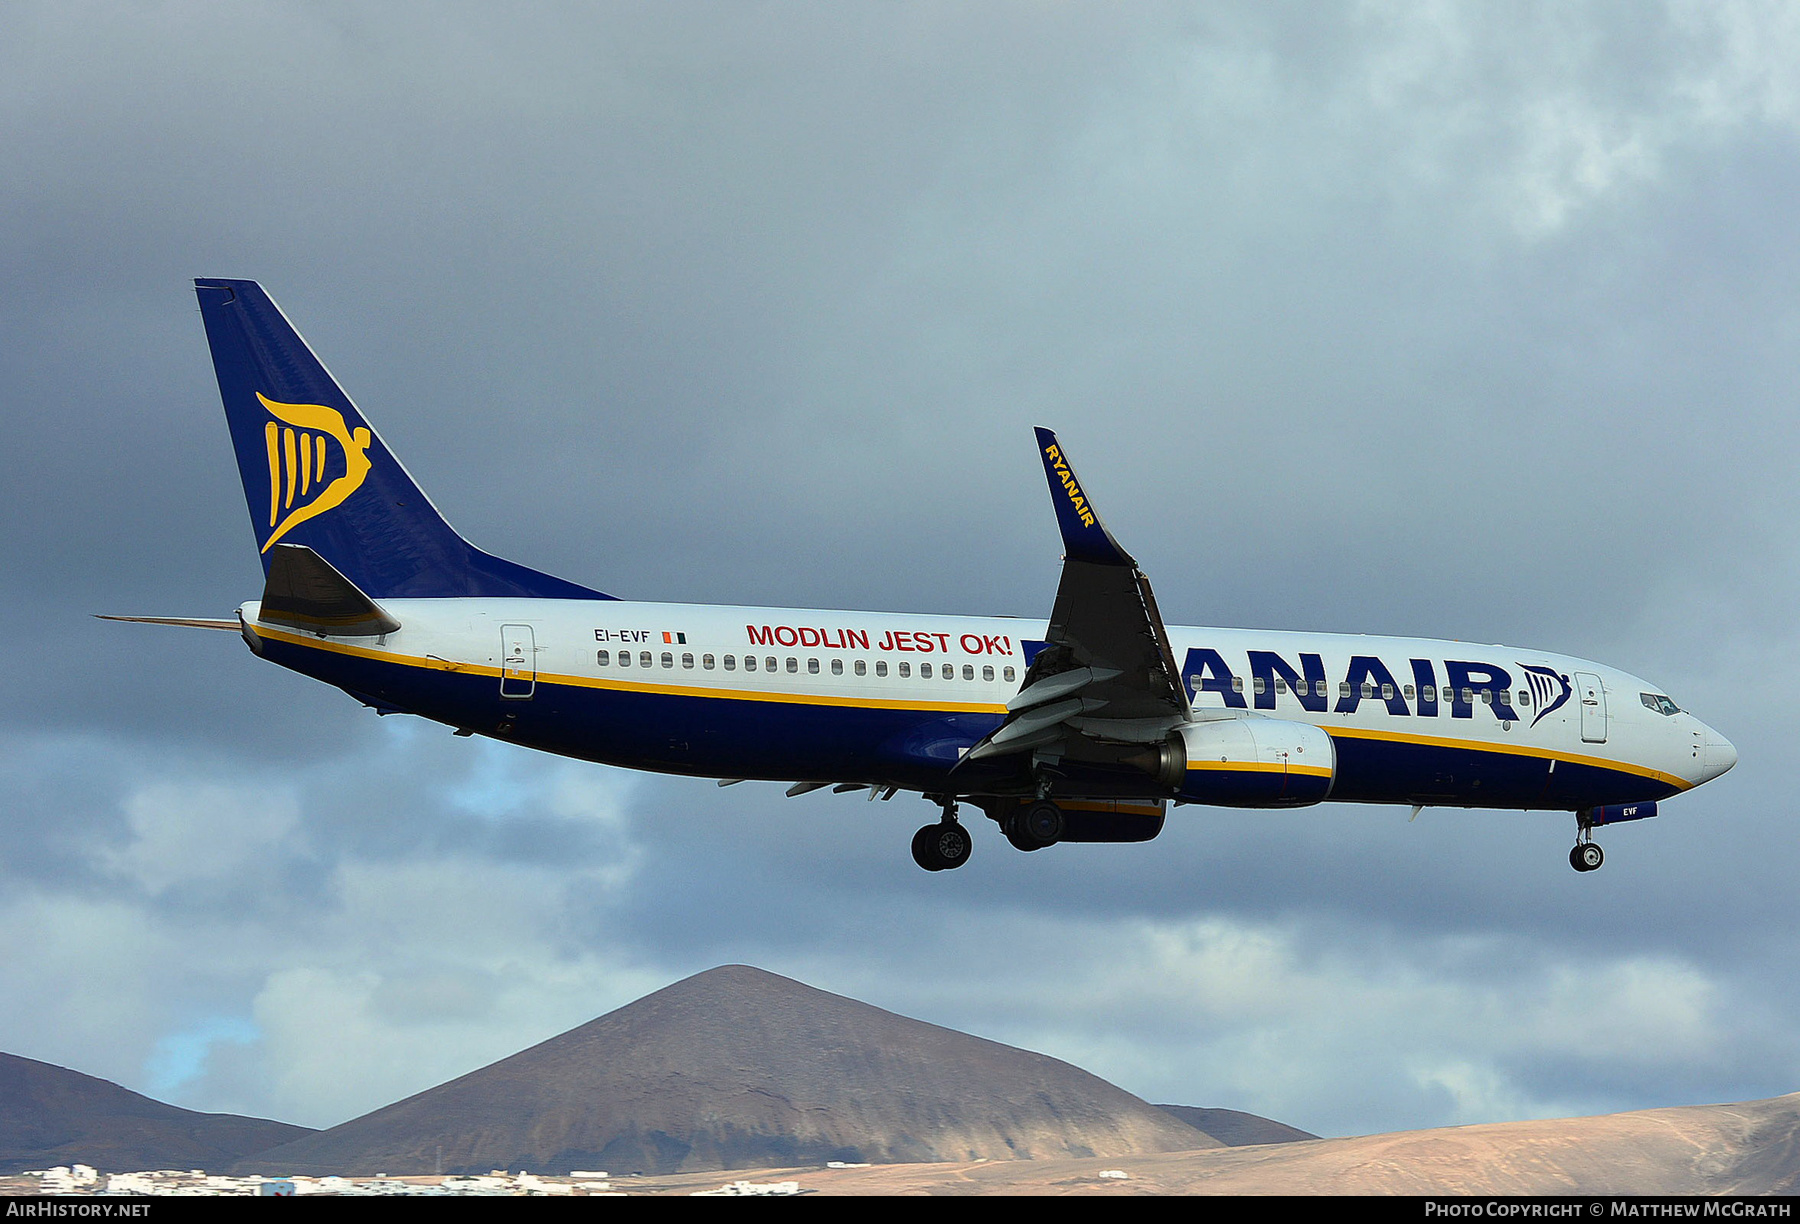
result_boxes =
[1443,686,1454,702]
[723,654,735,670]
[1004,667,1016,682]
[855,660,867,676]
[1402,684,1414,701]
[1232,676,1244,694]
[877,660,889,677]
[1461,687,1473,704]
[618,651,631,667]
[898,661,911,677]
[807,658,820,674]
[744,656,756,672]
[1480,689,1492,704]
[1361,682,1374,699]
[703,654,715,670]
[640,651,653,668]
[682,653,694,669]
[766,657,777,671]
[1339,682,1351,699]
[982,665,994,681]
[921,662,933,678]
[786,658,798,674]
[962,664,973,680]
[1518,690,1530,705]
[596,650,610,666]
[1253,677,1266,696]
[1316,680,1328,698]
[1275,678,1288,694]
[831,659,843,675]
[661,652,674,668]
[1381,683,1393,700]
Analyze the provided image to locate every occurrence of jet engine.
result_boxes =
[1162,717,1336,807]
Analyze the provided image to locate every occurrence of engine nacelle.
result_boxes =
[1168,718,1336,808]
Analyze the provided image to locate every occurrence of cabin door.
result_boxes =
[500,624,536,699]
[1575,671,1606,743]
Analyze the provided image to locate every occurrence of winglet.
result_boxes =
[1033,428,1135,567]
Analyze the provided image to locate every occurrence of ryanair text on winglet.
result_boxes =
[1043,443,1096,528]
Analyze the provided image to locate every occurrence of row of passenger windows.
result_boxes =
[596,650,1017,683]
[1205,676,1534,706]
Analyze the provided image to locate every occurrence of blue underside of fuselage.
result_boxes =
[262,638,1678,810]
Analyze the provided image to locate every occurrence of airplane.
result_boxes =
[104,278,1739,874]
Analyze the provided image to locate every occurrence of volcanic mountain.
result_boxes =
[232,964,1218,1176]
[0,1052,312,1174]
[1155,1104,1317,1146]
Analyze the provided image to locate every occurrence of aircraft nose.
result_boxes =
[1698,726,1737,782]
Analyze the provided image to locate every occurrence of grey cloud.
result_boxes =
[3,1,1798,1138]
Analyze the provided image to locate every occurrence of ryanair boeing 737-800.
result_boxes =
[106,279,1738,873]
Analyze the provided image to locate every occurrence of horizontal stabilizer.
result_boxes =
[259,543,402,637]
[95,615,239,631]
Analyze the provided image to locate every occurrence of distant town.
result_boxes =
[4,1165,812,1197]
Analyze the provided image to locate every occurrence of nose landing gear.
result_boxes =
[1570,808,1606,872]
[1569,840,1604,872]
[911,799,972,872]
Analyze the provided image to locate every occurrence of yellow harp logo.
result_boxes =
[257,392,373,553]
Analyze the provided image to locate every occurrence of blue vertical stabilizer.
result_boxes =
[195,278,611,600]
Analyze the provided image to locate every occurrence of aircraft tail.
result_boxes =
[194,278,610,600]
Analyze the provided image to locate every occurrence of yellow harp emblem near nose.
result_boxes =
[257,392,373,553]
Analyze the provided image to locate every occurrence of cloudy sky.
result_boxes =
[4,1,1799,1140]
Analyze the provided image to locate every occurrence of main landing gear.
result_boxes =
[911,800,972,872]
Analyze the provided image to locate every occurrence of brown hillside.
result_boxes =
[0,1052,312,1174]
[233,965,1217,1176]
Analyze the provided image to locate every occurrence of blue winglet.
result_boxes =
[1033,427,1135,567]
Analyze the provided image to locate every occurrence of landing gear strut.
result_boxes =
[912,799,972,872]
[1570,811,1604,873]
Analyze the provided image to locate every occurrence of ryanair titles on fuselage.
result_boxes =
[1181,647,1572,725]
[592,617,1572,726]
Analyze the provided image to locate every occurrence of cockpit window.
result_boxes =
[1639,692,1680,716]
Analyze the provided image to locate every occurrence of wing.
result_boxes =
[964,428,1189,763]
